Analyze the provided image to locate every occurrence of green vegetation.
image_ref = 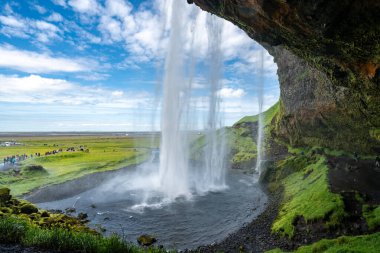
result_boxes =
[0,136,157,196]
[225,127,257,167]
[272,156,345,238]
[0,187,164,253]
[267,232,380,253]
[235,101,280,126]
[363,205,380,230]
[224,102,280,168]
[0,217,164,253]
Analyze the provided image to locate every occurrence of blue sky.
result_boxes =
[0,0,279,132]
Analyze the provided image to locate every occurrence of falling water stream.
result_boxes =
[159,0,227,198]
[255,49,265,174]
[159,0,191,200]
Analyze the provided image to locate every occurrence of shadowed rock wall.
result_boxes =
[190,0,380,152]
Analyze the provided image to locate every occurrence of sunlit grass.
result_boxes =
[272,156,345,238]
[267,232,380,253]
[0,136,158,196]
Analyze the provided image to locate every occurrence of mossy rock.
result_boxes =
[137,234,157,246]
[0,187,11,203]
[20,203,38,214]
[23,165,48,177]
[0,207,12,214]
[40,211,50,218]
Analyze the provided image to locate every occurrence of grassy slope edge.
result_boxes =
[0,187,164,253]
[262,102,379,252]
[267,232,380,253]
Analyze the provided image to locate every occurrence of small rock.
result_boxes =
[65,207,76,214]
[137,234,157,246]
[78,212,88,220]
[90,204,96,208]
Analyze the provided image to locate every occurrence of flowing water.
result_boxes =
[201,14,227,191]
[158,0,191,200]
[36,160,267,250]
[255,50,265,174]
[158,1,226,199]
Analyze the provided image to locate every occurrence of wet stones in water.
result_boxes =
[47,209,63,214]
[137,234,157,246]
[65,207,76,214]
[78,212,88,220]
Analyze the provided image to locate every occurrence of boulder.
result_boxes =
[137,234,157,246]
[0,187,11,203]
[20,203,38,214]
[41,211,50,217]
[78,212,88,220]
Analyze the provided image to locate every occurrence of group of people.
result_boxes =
[3,146,90,166]
[3,154,31,165]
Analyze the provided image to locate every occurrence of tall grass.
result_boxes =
[0,217,164,253]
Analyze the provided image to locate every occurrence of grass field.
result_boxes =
[0,135,158,196]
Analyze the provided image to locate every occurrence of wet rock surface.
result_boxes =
[328,156,380,204]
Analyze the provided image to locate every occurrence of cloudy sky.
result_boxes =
[0,0,279,132]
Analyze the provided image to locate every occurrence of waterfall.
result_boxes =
[255,49,265,174]
[202,14,227,191]
[158,1,227,199]
[159,0,191,200]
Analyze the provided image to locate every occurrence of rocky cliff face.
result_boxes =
[190,0,380,152]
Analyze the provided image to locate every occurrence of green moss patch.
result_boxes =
[363,205,380,230]
[272,156,345,238]
[267,232,380,253]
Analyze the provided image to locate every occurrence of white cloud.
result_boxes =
[0,74,153,108]
[0,45,96,73]
[218,87,246,98]
[111,91,124,97]
[52,0,68,7]
[75,72,110,81]
[0,14,62,43]
[34,5,47,14]
[34,20,61,42]
[68,0,100,14]
[47,12,64,22]
[105,0,132,18]
[98,16,123,42]
[0,15,25,28]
